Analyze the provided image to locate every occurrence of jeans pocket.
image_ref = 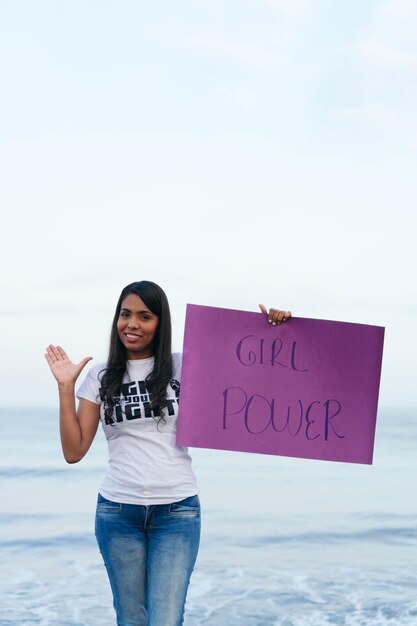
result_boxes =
[168,495,200,516]
[96,493,122,513]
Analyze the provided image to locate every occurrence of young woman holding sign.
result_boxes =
[45,280,291,626]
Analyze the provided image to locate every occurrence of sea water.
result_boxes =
[1,407,416,626]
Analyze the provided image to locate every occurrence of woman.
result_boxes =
[45,280,291,626]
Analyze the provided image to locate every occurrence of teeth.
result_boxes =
[126,333,140,339]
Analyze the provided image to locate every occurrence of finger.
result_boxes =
[74,356,93,378]
[44,353,53,366]
[272,310,281,325]
[46,345,58,362]
[79,356,93,368]
[277,310,287,324]
[49,345,63,360]
[268,308,289,325]
[278,310,292,322]
[56,345,68,360]
[260,304,277,326]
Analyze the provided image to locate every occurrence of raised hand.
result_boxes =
[44,345,92,386]
[258,304,292,326]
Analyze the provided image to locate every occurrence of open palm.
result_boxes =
[45,345,92,385]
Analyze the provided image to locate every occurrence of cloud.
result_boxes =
[262,0,308,18]
[196,0,308,19]
[330,0,417,144]
[208,85,257,110]
[185,29,292,68]
[355,0,417,72]
[333,105,414,130]
[197,0,223,6]
[357,40,417,71]
[382,0,417,21]
[332,105,417,149]
[41,264,199,292]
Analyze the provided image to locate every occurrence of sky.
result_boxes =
[1,0,416,408]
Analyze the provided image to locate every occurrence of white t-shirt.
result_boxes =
[76,353,198,505]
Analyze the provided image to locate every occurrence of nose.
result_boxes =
[127,317,140,329]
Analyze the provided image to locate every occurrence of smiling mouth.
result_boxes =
[125,333,143,340]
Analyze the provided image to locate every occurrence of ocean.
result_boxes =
[1,407,416,626]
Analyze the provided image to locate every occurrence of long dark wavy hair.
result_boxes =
[99,281,173,425]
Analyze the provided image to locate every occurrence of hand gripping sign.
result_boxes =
[176,305,385,464]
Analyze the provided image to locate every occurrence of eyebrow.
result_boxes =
[120,307,152,314]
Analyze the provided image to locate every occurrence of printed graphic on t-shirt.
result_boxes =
[99,379,180,425]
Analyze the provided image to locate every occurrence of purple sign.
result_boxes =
[176,304,385,464]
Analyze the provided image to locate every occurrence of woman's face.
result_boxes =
[117,293,159,359]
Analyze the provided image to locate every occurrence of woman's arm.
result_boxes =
[258,304,292,325]
[45,345,100,463]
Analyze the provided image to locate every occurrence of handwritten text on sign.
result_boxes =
[176,305,385,464]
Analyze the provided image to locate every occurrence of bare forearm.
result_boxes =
[58,383,83,463]
[45,345,97,463]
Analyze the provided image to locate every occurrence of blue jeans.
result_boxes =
[95,493,201,626]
